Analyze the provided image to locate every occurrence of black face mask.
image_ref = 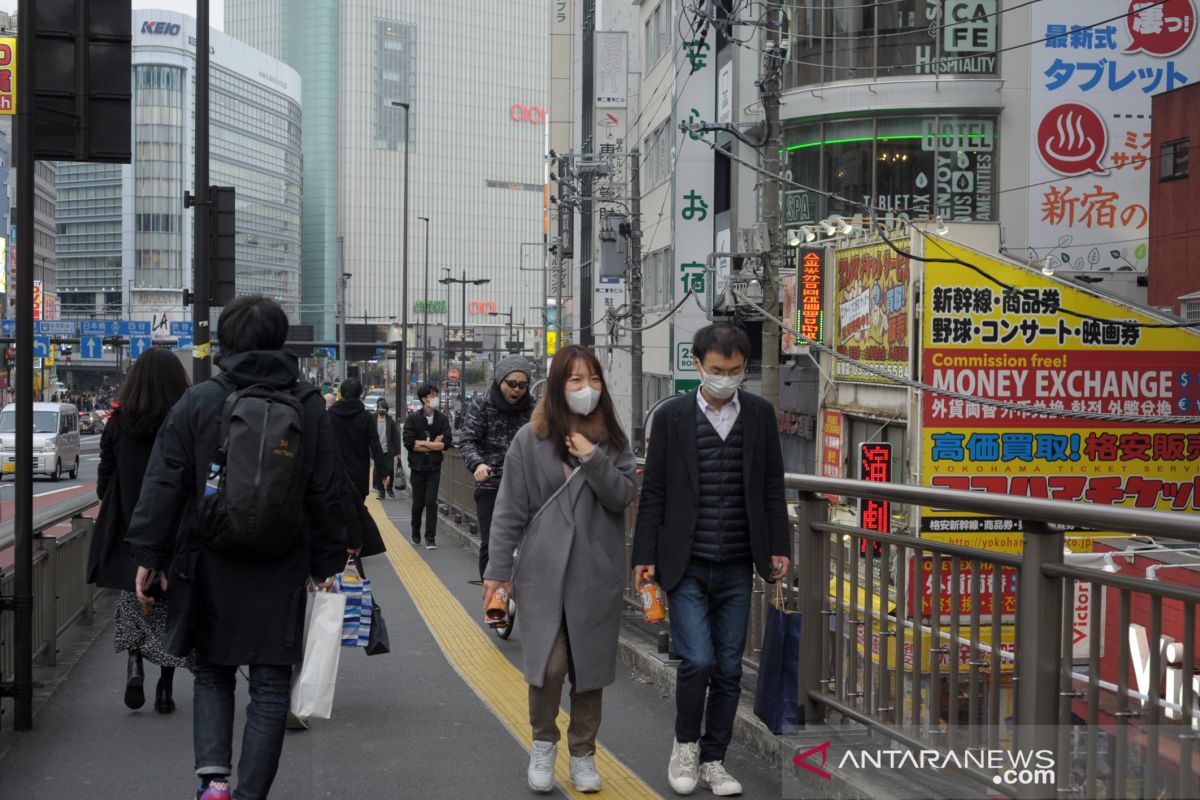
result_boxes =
[378,412,387,418]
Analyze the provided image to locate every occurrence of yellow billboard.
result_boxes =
[919,238,1200,533]
[0,38,13,115]
[833,239,911,383]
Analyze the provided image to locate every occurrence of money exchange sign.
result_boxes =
[920,238,1200,533]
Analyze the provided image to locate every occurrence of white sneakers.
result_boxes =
[669,740,701,794]
[669,742,743,796]
[570,754,602,793]
[698,760,743,796]
[528,744,602,794]
[527,740,556,793]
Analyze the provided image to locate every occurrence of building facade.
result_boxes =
[228,0,549,372]
[55,9,303,333]
[1149,82,1198,318]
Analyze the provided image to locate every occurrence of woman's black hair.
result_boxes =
[117,347,191,439]
[216,295,289,355]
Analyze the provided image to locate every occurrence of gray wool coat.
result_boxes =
[484,403,638,692]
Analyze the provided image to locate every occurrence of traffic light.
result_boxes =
[209,186,236,306]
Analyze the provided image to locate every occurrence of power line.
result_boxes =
[732,288,1200,425]
[710,0,1168,74]
[685,122,1200,329]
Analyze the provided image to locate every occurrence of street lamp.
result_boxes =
[390,99,411,416]
[418,215,430,379]
[488,306,515,354]
[439,270,490,407]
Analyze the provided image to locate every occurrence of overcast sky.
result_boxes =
[2,0,225,29]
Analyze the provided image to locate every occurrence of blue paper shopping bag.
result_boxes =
[336,560,373,648]
[753,582,803,734]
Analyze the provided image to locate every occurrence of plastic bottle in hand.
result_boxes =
[639,572,666,623]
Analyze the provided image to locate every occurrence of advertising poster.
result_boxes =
[671,18,715,395]
[780,272,803,355]
[820,410,844,486]
[919,238,1200,533]
[833,240,911,383]
[0,37,14,114]
[1029,1,1200,272]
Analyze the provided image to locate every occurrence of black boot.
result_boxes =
[155,666,176,714]
[124,650,145,710]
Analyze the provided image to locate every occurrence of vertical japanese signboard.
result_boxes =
[820,410,844,501]
[859,442,892,556]
[0,37,14,114]
[1029,1,1199,272]
[920,238,1200,533]
[671,18,715,394]
[797,247,824,344]
[833,240,911,383]
[780,272,802,355]
[32,279,42,321]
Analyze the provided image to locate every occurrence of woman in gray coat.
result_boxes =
[483,345,637,795]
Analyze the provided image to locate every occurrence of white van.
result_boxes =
[0,402,81,480]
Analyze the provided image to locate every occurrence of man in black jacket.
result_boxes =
[632,323,790,798]
[373,400,404,498]
[126,296,348,800]
[458,354,533,580]
[327,378,388,558]
[402,383,452,549]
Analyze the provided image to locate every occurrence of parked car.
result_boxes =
[0,402,81,480]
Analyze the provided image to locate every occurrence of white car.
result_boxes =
[0,402,82,480]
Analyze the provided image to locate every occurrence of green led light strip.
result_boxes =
[783,132,990,153]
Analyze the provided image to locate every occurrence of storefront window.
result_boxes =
[782,0,998,87]
[785,115,998,223]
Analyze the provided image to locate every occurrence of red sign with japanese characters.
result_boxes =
[909,555,1018,622]
[797,248,824,345]
[1124,0,1196,56]
[858,442,891,556]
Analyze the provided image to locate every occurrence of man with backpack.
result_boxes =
[126,296,348,800]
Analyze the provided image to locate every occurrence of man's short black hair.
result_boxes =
[692,322,752,364]
[217,295,289,355]
[340,378,363,399]
[417,383,438,401]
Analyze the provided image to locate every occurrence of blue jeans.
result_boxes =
[667,559,753,764]
[193,659,293,800]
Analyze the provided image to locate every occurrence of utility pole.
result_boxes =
[418,215,430,378]
[759,6,784,409]
[579,0,596,347]
[395,101,412,417]
[192,0,212,384]
[628,149,645,445]
[336,236,347,382]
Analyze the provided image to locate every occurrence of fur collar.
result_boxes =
[531,398,611,443]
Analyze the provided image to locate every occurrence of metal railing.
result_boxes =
[1,493,100,723]
[787,475,1200,800]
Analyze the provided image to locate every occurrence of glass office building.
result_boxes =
[55,9,302,330]
[228,1,548,348]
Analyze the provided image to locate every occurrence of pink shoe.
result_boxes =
[197,779,232,800]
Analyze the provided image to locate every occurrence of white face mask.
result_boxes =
[565,386,601,416]
[425,396,439,411]
[698,366,742,400]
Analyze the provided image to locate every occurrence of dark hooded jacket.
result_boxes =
[326,397,388,558]
[458,373,534,491]
[87,410,160,591]
[124,350,348,666]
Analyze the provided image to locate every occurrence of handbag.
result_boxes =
[337,559,372,648]
[290,583,347,719]
[753,581,804,734]
[355,557,391,656]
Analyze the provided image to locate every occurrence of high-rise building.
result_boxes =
[54,9,302,331]
[227,1,549,369]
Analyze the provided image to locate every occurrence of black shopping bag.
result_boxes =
[354,557,391,656]
[753,582,803,734]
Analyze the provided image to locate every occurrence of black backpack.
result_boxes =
[196,377,318,560]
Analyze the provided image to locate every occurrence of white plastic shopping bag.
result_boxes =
[290,586,346,719]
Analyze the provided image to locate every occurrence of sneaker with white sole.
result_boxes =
[668,740,700,795]
[527,740,557,793]
[569,753,602,793]
[699,761,742,796]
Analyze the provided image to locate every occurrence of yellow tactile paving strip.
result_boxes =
[370,498,662,799]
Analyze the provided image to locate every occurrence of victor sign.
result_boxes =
[1129,622,1200,726]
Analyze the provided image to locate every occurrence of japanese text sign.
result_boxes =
[820,410,844,501]
[858,443,891,556]
[919,238,1200,533]
[797,247,825,345]
[1029,0,1199,273]
[0,38,13,115]
[833,240,911,383]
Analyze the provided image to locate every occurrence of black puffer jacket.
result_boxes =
[125,350,349,665]
[458,383,533,490]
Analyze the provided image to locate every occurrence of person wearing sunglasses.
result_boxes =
[458,354,535,580]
